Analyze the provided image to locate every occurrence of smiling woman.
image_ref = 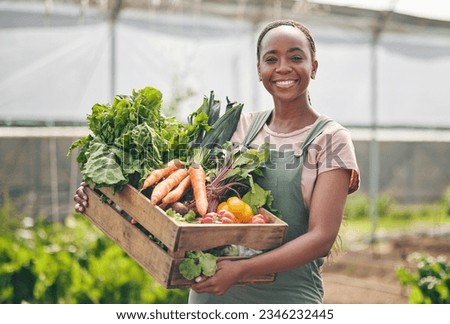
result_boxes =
[188,19,360,304]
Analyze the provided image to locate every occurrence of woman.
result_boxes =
[188,19,359,303]
[74,19,359,304]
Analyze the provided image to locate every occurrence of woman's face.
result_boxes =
[257,25,317,106]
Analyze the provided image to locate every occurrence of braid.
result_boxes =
[256,19,316,64]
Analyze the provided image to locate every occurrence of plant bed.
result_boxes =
[82,184,288,289]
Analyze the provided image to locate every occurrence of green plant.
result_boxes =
[376,193,393,217]
[0,191,24,235]
[396,253,450,304]
[439,186,450,216]
[343,193,370,220]
[0,214,189,304]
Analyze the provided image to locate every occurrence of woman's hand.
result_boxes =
[190,259,245,296]
[73,182,89,213]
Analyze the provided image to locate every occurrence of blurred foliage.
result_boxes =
[344,188,450,222]
[396,253,450,304]
[0,195,188,304]
[0,191,25,234]
[2,186,449,304]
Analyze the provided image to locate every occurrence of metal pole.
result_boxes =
[369,29,380,243]
[109,0,122,100]
[49,137,59,222]
[110,19,116,100]
[368,2,398,242]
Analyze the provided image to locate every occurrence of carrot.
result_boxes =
[141,159,183,190]
[189,163,208,217]
[150,168,188,205]
[161,175,191,206]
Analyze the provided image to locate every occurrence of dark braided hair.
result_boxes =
[256,19,316,63]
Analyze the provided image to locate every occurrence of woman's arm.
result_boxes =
[191,168,351,295]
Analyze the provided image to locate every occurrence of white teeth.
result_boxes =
[275,80,295,87]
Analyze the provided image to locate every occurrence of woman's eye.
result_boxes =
[291,56,303,62]
[265,57,277,63]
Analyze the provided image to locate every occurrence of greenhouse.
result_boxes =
[1,0,449,221]
[1,0,450,310]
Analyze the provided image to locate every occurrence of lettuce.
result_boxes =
[69,87,194,192]
[178,251,218,281]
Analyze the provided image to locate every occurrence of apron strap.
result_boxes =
[300,115,333,154]
[242,109,272,146]
[242,110,333,151]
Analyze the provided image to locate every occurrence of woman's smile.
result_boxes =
[272,79,298,88]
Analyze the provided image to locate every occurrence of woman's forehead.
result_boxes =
[260,25,309,50]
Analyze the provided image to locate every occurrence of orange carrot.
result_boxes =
[189,163,208,217]
[150,168,188,205]
[141,159,183,190]
[161,175,191,206]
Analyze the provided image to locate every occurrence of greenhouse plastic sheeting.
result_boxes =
[1,3,450,127]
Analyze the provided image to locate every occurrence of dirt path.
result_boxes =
[321,232,450,304]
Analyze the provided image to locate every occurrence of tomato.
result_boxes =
[252,213,269,223]
[241,204,254,223]
[226,196,253,223]
[249,217,266,224]
[250,214,269,224]
[217,201,230,212]
[201,216,214,224]
[201,212,220,223]
[226,197,245,214]
[219,216,235,224]
[204,212,219,218]
[217,210,237,223]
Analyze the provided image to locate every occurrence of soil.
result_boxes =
[321,228,450,304]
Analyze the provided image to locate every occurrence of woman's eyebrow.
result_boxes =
[262,47,306,57]
[287,47,306,53]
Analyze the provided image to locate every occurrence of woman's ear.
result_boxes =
[311,60,318,80]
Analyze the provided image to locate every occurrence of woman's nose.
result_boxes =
[276,59,292,73]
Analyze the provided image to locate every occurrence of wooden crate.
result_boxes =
[83,184,288,289]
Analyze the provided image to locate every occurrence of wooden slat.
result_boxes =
[96,185,181,252]
[176,222,286,252]
[97,185,288,254]
[83,187,174,287]
[83,184,289,288]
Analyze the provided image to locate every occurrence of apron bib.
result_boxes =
[189,111,332,304]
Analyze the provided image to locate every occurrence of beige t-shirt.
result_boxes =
[230,111,360,210]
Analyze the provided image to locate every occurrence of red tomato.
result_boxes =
[204,212,219,218]
[249,217,265,224]
[219,216,235,224]
[217,210,237,223]
[249,214,269,224]
[252,214,269,223]
[201,216,214,224]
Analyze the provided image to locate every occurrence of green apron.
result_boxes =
[189,111,333,304]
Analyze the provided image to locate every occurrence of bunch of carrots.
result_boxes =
[141,159,208,217]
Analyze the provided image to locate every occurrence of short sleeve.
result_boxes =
[315,127,360,194]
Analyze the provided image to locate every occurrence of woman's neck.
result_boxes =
[267,102,319,134]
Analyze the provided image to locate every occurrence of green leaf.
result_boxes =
[83,141,127,186]
[178,258,202,281]
[242,183,270,213]
[198,252,217,277]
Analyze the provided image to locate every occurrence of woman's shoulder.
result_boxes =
[230,110,270,144]
[318,115,353,140]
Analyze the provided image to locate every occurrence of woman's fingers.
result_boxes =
[73,182,89,212]
[191,277,213,293]
[74,203,84,213]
